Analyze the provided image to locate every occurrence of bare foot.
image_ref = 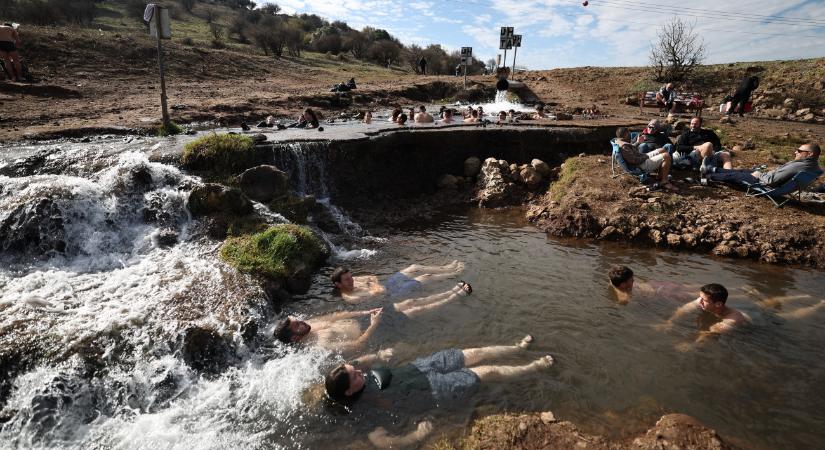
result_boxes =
[457,280,472,295]
[518,334,534,349]
[535,355,554,368]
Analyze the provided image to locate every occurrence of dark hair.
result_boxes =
[391,108,402,121]
[330,267,351,285]
[325,364,352,403]
[398,113,408,124]
[692,116,703,126]
[419,105,426,112]
[508,109,515,114]
[804,143,821,156]
[608,266,633,288]
[273,318,292,343]
[471,110,478,118]
[700,283,728,304]
[303,108,319,127]
[445,109,453,117]
[616,127,629,139]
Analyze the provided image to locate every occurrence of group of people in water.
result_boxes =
[267,256,825,448]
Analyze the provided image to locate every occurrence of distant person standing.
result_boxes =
[726,75,759,117]
[419,56,427,75]
[0,23,22,82]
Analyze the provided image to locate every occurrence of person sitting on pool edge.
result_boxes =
[331,262,465,303]
[658,283,750,347]
[273,281,473,359]
[324,336,553,449]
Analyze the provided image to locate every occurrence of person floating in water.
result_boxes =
[273,281,473,359]
[331,262,465,303]
[324,335,553,449]
[608,265,695,305]
[657,283,750,348]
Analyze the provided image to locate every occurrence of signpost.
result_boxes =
[499,26,514,68]
[461,46,472,89]
[149,6,172,131]
[511,34,522,73]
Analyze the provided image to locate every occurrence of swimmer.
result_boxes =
[440,108,455,124]
[414,105,434,123]
[508,109,517,123]
[465,109,479,123]
[274,281,473,360]
[608,265,694,304]
[391,108,402,123]
[324,335,552,449]
[496,111,507,124]
[533,103,548,120]
[363,111,372,124]
[741,286,825,320]
[658,283,750,348]
[397,113,408,126]
[331,262,466,304]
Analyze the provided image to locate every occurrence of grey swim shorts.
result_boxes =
[412,348,480,402]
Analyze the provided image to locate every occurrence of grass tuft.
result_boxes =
[181,133,255,173]
[549,158,585,202]
[156,121,183,136]
[220,224,327,280]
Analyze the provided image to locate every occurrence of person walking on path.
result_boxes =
[418,56,427,75]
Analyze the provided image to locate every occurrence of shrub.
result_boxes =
[220,224,327,279]
[180,133,258,173]
[181,36,195,46]
[156,121,183,136]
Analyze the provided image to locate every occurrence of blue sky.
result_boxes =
[268,0,825,70]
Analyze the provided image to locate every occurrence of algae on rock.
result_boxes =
[181,134,267,174]
[220,224,328,280]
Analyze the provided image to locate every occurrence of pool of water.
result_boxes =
[289,206,825,449]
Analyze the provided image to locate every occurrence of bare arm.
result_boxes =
[315,308,381,324]
[661,299,700,329]
[353,309,383,347]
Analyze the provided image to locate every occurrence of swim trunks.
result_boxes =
[411,348,480,402]
[382,272,422,297]
[0,41,15,52]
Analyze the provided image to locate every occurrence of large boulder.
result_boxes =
[464,157,482,178]
[518,166,543,190]
[238,165,290,203]
[530,159,552,177]
[437,174,459,189]
[0,197,66,255]
[474,158,527,208]
[187,183,253,217]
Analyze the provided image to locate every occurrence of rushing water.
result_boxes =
[2,138,825,449]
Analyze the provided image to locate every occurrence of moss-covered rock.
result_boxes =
[268,194,316,224]
[187,183,254,217]
[181,133,269,174]
[220,224,328,281]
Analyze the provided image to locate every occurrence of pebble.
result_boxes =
[540,411,557,424]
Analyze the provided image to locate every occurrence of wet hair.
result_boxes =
[616,127,629,139]
[273,318,292,343]
[445,108,453,117]
[608,266,633,288]
[398,113,408,125]
[508,109,515,114]
[330,267,351,285]
[470,110,478,118]
[804,143,821,156]
[498,111,507,120]
[535,103,545,111]
[700,283,728,304]
[303,108,319,127]
[419,105,427,112]
[391,108,402,122]
[325,364,352,403]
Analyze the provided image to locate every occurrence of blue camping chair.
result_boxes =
[610,136,649,183]
[741,170,822,207]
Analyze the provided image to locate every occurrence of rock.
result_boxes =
[802,113,815,122]
[647,197,660,204]
[252,133,267,143]
[187,183,254,217]
[732,145,743,153]
[437,174,459,189]
[463,157,482,178]
[555,112,573,120]
[635,414,732,450]
[0,197,66,255]
[531,159,552,177]
[713,243,733,256]
[628,186,648,198]
[238,165,290,203]
[783,98,797,109]
[540,411,557,424]
[518,166,542,190]
[719,116,732,124]
[598,226,622,240]
[154,228,178,248]
[682,233,697,248]
[474,158,527,208]
[796,108,811,116]
[181,327,232,374]
[649,229,664,244]
[672,119,690,131]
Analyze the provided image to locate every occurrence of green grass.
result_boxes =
[156,121,182,136]
[549,158,585,202]
[220,224,327,280]
[181,133,254,172]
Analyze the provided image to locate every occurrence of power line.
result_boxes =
[592,0,825,26]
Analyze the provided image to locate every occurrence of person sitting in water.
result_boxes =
[408,107,416,122]
[674,117,732,175]
[615,127,678,192]
[464,109,479,123]
[396,113,408,126]
[496,111,507,124]
[508,109,517,123]
[363,111,372,124]
[706,143,822,186]
[257,115,276,128]
[324,336,553,449]
[391,107,403,123]
[608,265,695,305]
[414,105,434,123]
[463,106,475,119]
[274,282,473,356]
[331,262,465,303]
[440,108,455,124]
[289,108,320,129]
[477,106,485,119]
[533,103,548,120]
[658,283,750,346]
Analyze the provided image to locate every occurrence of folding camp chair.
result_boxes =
[742,170,823,207]
[610,137,649,183]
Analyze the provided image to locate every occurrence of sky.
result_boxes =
[265,0,825,70]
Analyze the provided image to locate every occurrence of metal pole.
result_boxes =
[502,48,508,69]
[156,13,170,129]
[512,45,518,74]
[463,64,467,89]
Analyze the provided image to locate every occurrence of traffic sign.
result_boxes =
[461,47,473,57]
[460,56,474,66]
[500,26,514,38]
[512,35,522,47]
[499,37,513,50]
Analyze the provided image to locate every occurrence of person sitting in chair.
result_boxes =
[615,127,677,192]
[675,117,732,175]
[656,82,677,112]
[707,143,822,187]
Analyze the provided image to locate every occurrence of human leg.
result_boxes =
[397,283,472,317]
[778,300,825,319]
[461,335,533,366]
[470,356,554,382]
[9,51,21,81]
[727,94,742,116]
[707,169,758,184]
[399,260,464,277]
[0,52,14,81]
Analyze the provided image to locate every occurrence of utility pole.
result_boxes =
[150,7,172,130]
[157,27,170,129]
[511,35,521,74]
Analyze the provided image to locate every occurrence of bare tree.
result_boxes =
[649,18,705,82]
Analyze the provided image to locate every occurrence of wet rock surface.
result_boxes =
[238,165,290,203]
[187,183,254,217]
[0,197,66,255]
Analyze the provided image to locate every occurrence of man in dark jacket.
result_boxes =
[675,117,732,175]
[656,83,677,112]
[708,143,822,186]
[419,57,427,75]
[726,76,759,117]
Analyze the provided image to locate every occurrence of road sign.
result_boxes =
[500,26,514,38]
[512,34,522,47]
[460,56,474,66]
[461,47,473,57]
[499,37,513,50]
